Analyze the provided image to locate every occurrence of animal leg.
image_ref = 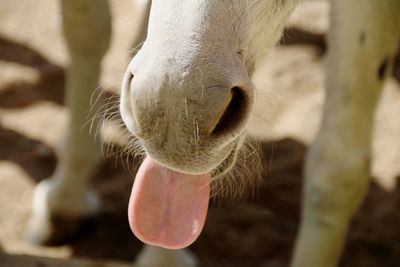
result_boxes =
[27,0,111,245]
[131,0,151,55]
[291,1,400,266]
[135,245,198,267]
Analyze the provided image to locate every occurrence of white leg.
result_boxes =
[131,0,151,53]
[291,1,400,266]
[27,0,111,245]
[135,245,198,267]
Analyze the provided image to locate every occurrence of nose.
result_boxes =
[120,65,253,173]
[125,72,252,143]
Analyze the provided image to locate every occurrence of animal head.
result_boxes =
[121,0,296,177]
[120,0,297,249]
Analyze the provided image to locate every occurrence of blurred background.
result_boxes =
[0,0,400,266]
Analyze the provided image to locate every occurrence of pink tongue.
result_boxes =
[128,157,211,249]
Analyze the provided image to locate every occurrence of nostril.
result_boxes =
[121,71,134,111]
[211,86,249,137]
[120,70,136,132]
[126,71,134,89]
[122,71,134,98]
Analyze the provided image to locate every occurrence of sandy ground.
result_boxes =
[1,1,400,266]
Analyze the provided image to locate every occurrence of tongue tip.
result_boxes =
[132,227,200,250]
[128,157,211,250]
[129,202,207,250]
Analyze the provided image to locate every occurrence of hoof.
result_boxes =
[135,245,198,267]
[27,179,100,246]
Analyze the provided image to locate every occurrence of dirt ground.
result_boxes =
[1,1,400,267]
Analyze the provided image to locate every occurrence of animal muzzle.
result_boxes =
[121,68,254,174]
[120,56,254,248]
